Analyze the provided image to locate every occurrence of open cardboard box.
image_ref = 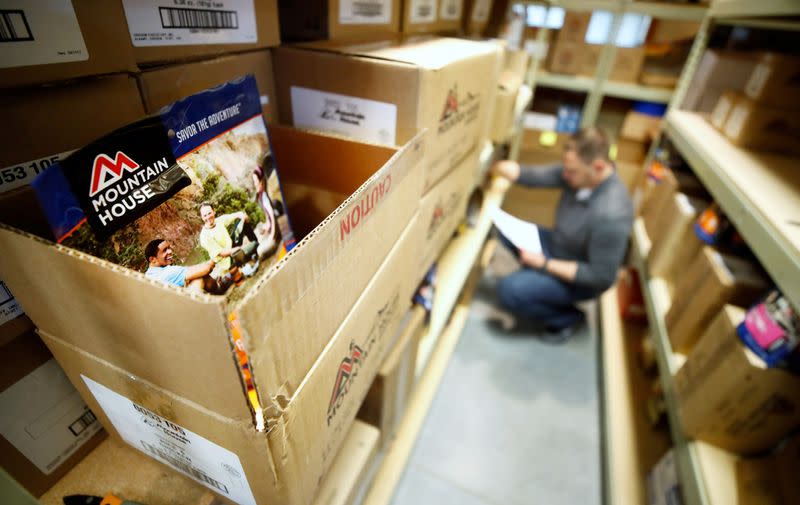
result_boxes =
[0,126,426,505]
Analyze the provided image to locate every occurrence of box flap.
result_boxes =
[0,226,247,418]
[233,127,426,403]
[292,36,502,70]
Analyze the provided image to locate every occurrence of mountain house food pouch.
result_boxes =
[32,75,295,297]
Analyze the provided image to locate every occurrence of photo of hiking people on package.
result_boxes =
[33,76,294,297]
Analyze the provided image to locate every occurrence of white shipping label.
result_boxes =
[0,0,88,69]
[725,105,749,139]
[0,280,23,325]
[340,0,392,25]
[471,0,491,22]
[82,376,257,505]
[746,63,771,98]
[0,360,101,474]
[122,0,257,47]
[291,86,397,145]
[0,150,74,194]
[409,0,437,24]
[439,0,462,21]
[710,97,732,129]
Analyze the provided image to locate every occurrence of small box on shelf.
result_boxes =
[666,247,770,354]
[720,95,800,157]
[745,52,800,110]
[675,306,800,455]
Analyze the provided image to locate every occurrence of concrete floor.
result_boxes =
[390,244,602,505]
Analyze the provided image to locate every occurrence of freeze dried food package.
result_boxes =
[33,76,295,297]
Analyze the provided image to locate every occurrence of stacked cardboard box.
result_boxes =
[463,0,494,36]
[279,0,401,42]
[648,193,708,288]
[0,318,107,496]
[682,50,760,113]
[358,307,426,448]
[489,48,530,143]
[675,306,800,454]
[547,11,645,82]
[402,0,464,34]
[0,126,427,505]
[708,52,800,156]
[274,37,502,192]
[666,247,769,354]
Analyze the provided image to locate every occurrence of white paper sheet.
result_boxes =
[491,208,542,253]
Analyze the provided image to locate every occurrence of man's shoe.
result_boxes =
[540,319,586,344]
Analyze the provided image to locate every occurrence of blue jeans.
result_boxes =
[495,229,596,330]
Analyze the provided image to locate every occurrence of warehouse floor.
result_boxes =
[391,243,602,505]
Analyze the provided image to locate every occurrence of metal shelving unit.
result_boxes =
[664,111,800,310]
[631,219,706,505]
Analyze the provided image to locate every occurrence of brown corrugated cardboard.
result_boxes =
[666,247,769,354]
[557,11,591,43]
[0,1,137,88]
[721,95,800,156]
[616,161,644,194]
[311,420,380,505]
[734,435,800,505]
[581,45,646,83]
[0,327,105,496]
[547,39,584,75]
[402,0,464,34]
[463,0,494,36]
[137,50,278,122]
[675,306,800,454]
[274,37,501,191]
[647,19,700,44]
[121,0,280,65]
[682,50,760,113]
[417,150,478,274]
[615,139,647,164]
[648,194,707,283]
[278,0,401,42]
[38,199,424,505]
[710,90,740,131]
[620,111,662,143]
[358,307,425,448]
[489,70,523,143]
[640,169,678,241]
[0,126,426,505]
[0,75,145,197]
[745,53,800,110]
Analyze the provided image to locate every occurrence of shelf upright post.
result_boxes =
[581,1,625,128]
[509,25,549,161]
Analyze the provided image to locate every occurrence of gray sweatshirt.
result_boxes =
[517,163,633,293]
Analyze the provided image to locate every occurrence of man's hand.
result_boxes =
[491,160,521,182]
[519,249,546,270]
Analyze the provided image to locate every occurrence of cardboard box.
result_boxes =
[0,326,106,496]
[489,70,523,143]
[615,138,647,164]
[734,435,800,504]
[0,1,137,88]
[620,111,662,143]
[640,168,678,240]
[675,306,800,454]
[503,47,530,81]
[311,420,380,505]
[463,0,494,36]
[648,193,707,282]
[137,50,279,123]
[402,0,463,34]
[557,11,591,44]
[616,161,644,194]
[417,150,478,273]
[579,45,646,83]
[0,75,145,198]
[0,127,426,505]
[274,37,501,191]
[745,52,800,110]
[358,307,425,448]
[721,95,800,156]
[120,0,280,65]
[547,39,584,75]
[37,199,425,505]
[666,247,769,353]
[710,90,740,131]
[278,0,401,42]
[647,19,700,44]
[682,50,760,113]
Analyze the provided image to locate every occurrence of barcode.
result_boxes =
[353,2,384,17]
[142,441,229,493]
[69,409,97,436]
[0,10,34,42]
[158,7,238,30]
